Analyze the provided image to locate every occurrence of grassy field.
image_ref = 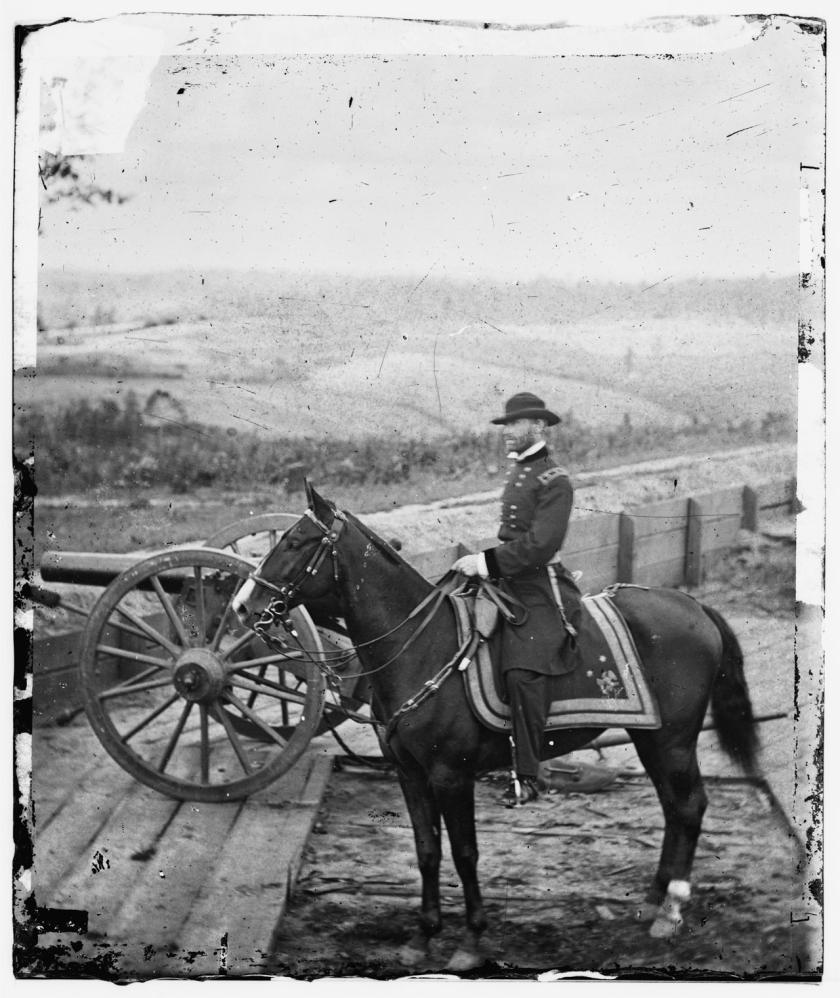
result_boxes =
[18,271,797,441]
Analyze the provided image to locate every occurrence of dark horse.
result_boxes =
[233,484,758,970]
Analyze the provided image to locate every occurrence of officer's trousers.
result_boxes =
[505,668,550,780]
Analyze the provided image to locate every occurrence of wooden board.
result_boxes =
[634,528,686,567]
[703,513,743,553]
[756,478,796,510]
[626,497,688,539]
[28,724,334,979]
[175,753,333,976]
[565,545,618,589]
[632,558,687,589]
[564,514,620,553]
[692,485,745,518]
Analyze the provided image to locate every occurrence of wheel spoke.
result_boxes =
[229,674,310,706]
[219,629,262,662]
[99,674,174,701]
[199,705,210,783]
[114,604,181,657]
[95,662,168,697]
[120,691,181,743]
[95,644,172,669]
[226,650,304,670]
[158,701,193,773]
[246,665,268,709]
[150,575,192,647]
[209,577,247,652]
[221,690,288,748]
[193,565,207,638]
[212,704,253,775]
[101,615,164,644]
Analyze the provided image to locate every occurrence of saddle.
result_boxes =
[448,584,661,733]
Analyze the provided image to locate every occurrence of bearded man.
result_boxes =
[452,392,583,807]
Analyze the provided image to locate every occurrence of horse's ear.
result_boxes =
[304,477,315,508]
[305,479,335,524]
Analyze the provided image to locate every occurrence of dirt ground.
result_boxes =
[266,530,812,982]
[270,767,806,980]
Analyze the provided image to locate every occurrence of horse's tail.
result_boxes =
[701,603,760,776]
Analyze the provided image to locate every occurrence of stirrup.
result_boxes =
[498,777,540,808]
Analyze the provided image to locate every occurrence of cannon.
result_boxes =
[32,515,369,804]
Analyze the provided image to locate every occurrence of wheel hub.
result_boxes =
[173,648,228,703]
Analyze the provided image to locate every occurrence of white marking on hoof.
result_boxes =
[445,947,483,972]
[649,879,690,938]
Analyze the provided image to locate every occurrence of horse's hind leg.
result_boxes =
[395,763,443,966]
[631,731,708,938]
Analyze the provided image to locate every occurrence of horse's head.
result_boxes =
[233,481,345,633]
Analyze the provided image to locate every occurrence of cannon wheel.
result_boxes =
[79,548,326,802]
[204,513,300,561]
[205,514,368,742]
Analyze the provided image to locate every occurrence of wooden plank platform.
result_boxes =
[28,731,334,979]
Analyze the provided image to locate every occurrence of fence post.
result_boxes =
[617,512,635,583]
[742,485,759,532]
[685,498,704,587]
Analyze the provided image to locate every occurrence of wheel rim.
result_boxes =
[204,513,300,561]
[204,514,367,739]
[79,549,326,802]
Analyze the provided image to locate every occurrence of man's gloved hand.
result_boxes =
[452,553,486,577]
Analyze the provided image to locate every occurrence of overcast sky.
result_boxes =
[30,13,823,282]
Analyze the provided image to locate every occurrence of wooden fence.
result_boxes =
[32,477,795,723]
[410,477,796,592]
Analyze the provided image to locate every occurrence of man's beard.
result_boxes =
[505,428,539,454]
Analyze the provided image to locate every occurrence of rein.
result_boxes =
[243,508,451,690]
[241,508,512,742]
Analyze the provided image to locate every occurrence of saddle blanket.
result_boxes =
[462,592,661,733]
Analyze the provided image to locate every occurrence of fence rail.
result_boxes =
[410,476,796,592]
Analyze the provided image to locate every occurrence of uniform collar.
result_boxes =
[507,441,548,464]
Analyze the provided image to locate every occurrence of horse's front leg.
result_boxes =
[395,763,443,966]
[434,776,488,972]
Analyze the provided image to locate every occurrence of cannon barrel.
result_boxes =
[40,547,255,591]
[41,551,159,587]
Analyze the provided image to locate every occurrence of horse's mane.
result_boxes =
[343,511,405,566]
[343,511,431,587]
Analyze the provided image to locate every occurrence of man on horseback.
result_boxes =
[452,392,584,807]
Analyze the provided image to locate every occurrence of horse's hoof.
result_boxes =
[649,913,683,938]
[397,943,429,967]
[445,947,484,972]
[649,879,690,938]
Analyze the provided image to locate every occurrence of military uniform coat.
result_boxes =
[483,445,582,676]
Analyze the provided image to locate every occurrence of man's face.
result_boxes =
[502,418,544,455]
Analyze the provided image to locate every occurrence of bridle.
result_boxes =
[239,505,521,743]
[247,508,347,641]
[243,507,448,678]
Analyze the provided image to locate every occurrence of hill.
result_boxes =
[20,271,797,441]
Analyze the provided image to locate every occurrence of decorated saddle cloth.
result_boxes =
[457,591,661,733]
